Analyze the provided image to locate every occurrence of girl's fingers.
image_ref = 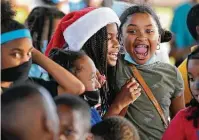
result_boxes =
[129,83,139,91]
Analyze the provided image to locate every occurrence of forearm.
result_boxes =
[104,103,123,118]
[32,49,85,95]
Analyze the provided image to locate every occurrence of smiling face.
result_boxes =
[75,55,101,91]
[188,59,199,103]
[107,23,119,67]
[122,13,160,65]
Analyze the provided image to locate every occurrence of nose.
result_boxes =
[136,31,147,42]
[21,54,31,64]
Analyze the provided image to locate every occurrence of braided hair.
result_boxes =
[186,47,199,128]
[25,7,64,52]
[81,26,111,114]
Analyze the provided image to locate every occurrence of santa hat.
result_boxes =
[45,7,120,56]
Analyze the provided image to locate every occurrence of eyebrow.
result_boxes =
[127,24,137,27]
[127,24,153,27]
[11,47,34,52]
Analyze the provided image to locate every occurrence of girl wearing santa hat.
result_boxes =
[45,7,141,115]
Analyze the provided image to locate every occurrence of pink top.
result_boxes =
[162,107,199,140]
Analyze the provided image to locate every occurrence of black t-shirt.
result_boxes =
[1,77,58,97]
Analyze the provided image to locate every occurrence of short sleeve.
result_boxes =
[173,67,184,98]
[30,77,58,97]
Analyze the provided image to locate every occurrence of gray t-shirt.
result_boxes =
[115,57,184,140]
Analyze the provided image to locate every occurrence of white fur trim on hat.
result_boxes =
[63,7,120,51]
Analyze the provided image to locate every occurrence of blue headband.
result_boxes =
[1,29,31,45]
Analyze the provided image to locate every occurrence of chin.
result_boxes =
[135,59,148,65]
[108,61,117,67]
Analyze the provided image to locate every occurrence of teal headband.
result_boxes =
[1,29,31,45]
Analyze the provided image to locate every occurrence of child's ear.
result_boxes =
[42,114,55,139]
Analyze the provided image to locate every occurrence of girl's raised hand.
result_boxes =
[114,78,141,110]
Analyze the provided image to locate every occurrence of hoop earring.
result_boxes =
[157,44,160,50]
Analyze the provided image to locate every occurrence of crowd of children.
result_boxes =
[1,0,199,140]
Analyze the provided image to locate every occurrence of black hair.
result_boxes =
[118,5,172,44]
[1,83,44,140]
[1,0,26,34]
[81,26,111,114]
[91,116,140,140]
[49,48,87,74]
[186,47,199,128]
[54,94,91,131]
[82,26,108,76]
[25,7,64,52]
[187,4,199,41]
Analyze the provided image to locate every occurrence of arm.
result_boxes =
[170,92,185,118]
[104,78,141,117]
[32,48,85,95]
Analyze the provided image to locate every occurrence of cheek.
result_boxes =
[124,35,136,52]
[1,53,19,69]
[107,41,112,52]
[76,74,95,91]
[189,82,195,92]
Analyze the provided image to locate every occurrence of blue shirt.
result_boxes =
[171,2,195,48]
[91,108,102,126]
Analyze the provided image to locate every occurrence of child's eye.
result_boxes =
[128,30,137,34]
[64,129,75,136]
[27,51,32,57]
[146,29,154,34]
[188,76,195,82]
[11,52,22,59]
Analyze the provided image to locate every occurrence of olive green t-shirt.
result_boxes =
[115,57,184,140]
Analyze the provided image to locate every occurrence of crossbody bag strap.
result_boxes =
[120,65,168,127]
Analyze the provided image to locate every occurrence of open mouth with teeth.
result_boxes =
[108,52,118,61]
[133,44,149,60]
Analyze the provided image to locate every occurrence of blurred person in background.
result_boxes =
[1,84,60,140]
[26,6,65,79]
[69,0,113,12]
[169,0,199,66]
[91,116,140,140]
[178,3,199,105]
[1,0,85,95]
[55,94,91,140]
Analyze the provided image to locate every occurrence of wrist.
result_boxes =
[111,102,124,113]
